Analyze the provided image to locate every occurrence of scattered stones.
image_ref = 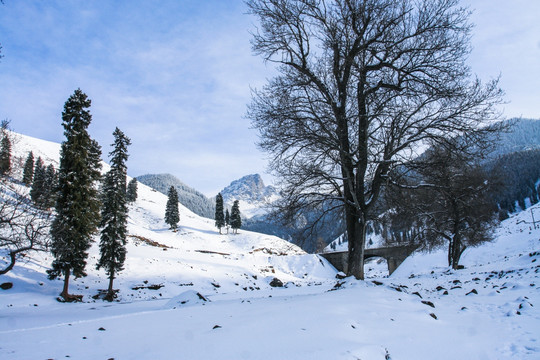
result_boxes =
[213,325,222,329]
[429,313,438,320]
[421,300,435,308]
[466,289,478,295]
[372,280,383,286]
[98,327,106,331]
[131,283,163,290]
[412,291,422,298]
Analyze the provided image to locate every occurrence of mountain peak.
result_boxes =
[220,174,278,218]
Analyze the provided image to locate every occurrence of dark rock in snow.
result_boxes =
[269,277,284,287]
[1,282,13,290]
[421,300,435,308]
[466,289,478,295]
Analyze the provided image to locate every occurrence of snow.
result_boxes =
[1,132,539,359]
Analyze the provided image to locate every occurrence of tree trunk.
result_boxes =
[105,272,115,302]
[60,268,71,299]
[451,233,463,270]
[347,214,367,280]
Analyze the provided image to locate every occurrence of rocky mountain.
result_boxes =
[219,174,279,218]
[137,173,215,219]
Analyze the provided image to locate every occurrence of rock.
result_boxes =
[429,313,438,320]
[269,277,284,287]
[336,272,347,279]
[421,300,435,308]
[466,289,478,295]
[164,291,209,309]
[1,282,13,290]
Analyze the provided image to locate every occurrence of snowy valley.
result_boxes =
[0,132,539,359]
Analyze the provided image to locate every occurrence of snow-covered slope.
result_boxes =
[1,132,539,359]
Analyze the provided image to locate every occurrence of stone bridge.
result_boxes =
[319,244,419,275]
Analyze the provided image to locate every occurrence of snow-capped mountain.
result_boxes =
[220,174,279,218]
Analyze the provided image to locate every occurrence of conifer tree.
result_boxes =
[165,186,179,230]
[0,124,11,177]
[215,193,225,234]
[97,128,131,301]
[48,89,102,302]
[42,164,58,209]
[22,151,34,185]
[126,178,138,203]
[30,157,45,204]
[230,200,242,234]
[225,208,230,234]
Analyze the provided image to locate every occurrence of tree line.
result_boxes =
[214,193,242,234]
[0,89,138,302]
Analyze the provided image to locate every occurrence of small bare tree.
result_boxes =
[247,0,503,279]
[387,141,500,269]
[0,181,51,275]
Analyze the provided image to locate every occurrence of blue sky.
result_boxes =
[0,0,539,196]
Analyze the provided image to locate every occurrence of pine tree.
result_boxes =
[165,186,179,230]
[30,157,45,204]
[48,89,102,302]
[22,151,34,185]
[41,164,58,209]
[215,193,225,234]
[0,126,11,177]
[225,208,230,234]
[97,128,131,301]
[126,178,138,203]
[230,200,242,234]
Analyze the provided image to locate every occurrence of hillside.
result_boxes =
[1,132,539,359]
[137,173,215,219]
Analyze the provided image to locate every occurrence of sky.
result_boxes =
[0,0,539,196]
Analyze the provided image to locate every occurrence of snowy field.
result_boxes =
[1,133,539,359]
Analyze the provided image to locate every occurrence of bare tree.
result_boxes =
[0,180,51,275]
[247,0,503,279]
[387,142,500,269]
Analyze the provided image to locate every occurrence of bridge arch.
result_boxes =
[319,244,418,276]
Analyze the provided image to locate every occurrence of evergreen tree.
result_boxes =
[48,89,102,302]
[126,178,138,203]
[225,208,230,234]
[215,193,225,234]
[230,200,242,234]
[165,186,179,230]
[0,125,11,177]
[97,128,131,301]
[22,151,34,185]
[30,157,45,204]
[41,164,58,209]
